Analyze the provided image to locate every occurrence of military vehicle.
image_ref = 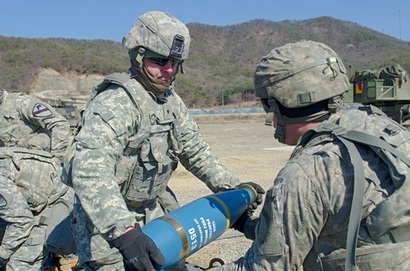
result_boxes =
[343,63,410,127]
[38,96,86,134]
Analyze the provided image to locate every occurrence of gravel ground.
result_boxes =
[168,115,294,269]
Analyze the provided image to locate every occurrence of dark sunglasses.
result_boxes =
[147,57,178,67]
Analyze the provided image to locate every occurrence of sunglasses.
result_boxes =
[147,57,178,67]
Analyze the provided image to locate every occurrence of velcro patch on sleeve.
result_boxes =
[32,103,52,117]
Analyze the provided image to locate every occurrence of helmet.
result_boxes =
[254,40,350,144]
[122,11,190,60]
[254,40,349,109]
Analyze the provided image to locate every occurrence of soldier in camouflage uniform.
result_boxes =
[0,147,73,271]
[64,11,264,271]
[0,89,71,161]
[0,88,73,270]
[210,40,410,271]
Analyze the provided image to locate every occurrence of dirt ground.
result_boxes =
[168,114,294,268]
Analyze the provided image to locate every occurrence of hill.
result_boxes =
[1,16,410,108]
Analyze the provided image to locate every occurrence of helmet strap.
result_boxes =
[328,95,344,113]
[136,47,145,66]
[128,48,173,96]
[178,61,185,74]
[262,98,286,143]
[273,107,286,143]
[128,48,145,69]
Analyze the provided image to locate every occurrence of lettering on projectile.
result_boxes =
[188,217,217,253]
[188,226,198,250]
[200,217,208,242]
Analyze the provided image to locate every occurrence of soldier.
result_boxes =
[0,89,71,161]
[210,40,410,270]
[64,10,264,271]
[0,147,75,271]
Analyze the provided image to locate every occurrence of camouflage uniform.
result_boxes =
[210,40,410,271]
[67,11,241,270]
[0,147,70,271]
[211,107,410,271]
[0,89,72,270]
[69,74,240,269]
[0,89,71,160]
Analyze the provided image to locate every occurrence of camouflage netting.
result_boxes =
[350,63,409,83]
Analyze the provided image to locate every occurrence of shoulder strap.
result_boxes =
[103,72,131,84]
[337,137,364,271]
[342,130,410,167]
[95,72,141,108]
[315,122,410,270]
[318,127,364,271]
[315,122,410,168]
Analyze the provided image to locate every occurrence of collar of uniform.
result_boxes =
[148,89,173,103]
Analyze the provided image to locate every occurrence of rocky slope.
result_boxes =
[31,68,102,102]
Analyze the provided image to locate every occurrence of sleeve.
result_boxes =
[71,86,137,240]
[19,96,71,159]
[0,176,35,260]
[209,156,329,271]
[173,96,241,192]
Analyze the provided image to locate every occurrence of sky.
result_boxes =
[1,0,409,42]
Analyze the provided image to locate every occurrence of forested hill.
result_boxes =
[1,16,409,108]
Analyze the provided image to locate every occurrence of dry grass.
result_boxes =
[168,115,294,268]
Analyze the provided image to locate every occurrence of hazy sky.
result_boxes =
[1,0,409,42]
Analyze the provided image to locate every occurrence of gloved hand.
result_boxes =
[237,182,265,210]
[110,225,165,271]
[0,257,8,268]
[231,208,253,233]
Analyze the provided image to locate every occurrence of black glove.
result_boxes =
[231,208,253,233]
[238,182,265,210]
[110,225,165,271]
[0,257,8,268]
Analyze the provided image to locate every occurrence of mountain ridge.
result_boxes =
[1,16,409,107]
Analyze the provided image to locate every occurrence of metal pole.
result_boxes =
[399,9,402,41]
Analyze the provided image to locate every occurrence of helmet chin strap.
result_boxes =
[128,48,174,96]
[128,47,145,69]
[273,108,286,143]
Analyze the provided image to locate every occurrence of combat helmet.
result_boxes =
[122,11,190,61]
[254,40,350,142]
[255,40,349,109]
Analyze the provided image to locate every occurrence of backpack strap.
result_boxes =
[318,124,364,271]
[337,137,364,271]
[342,130,410,167]
[316,122,410,270]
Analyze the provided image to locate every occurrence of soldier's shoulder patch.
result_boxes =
[32,103,53,117]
